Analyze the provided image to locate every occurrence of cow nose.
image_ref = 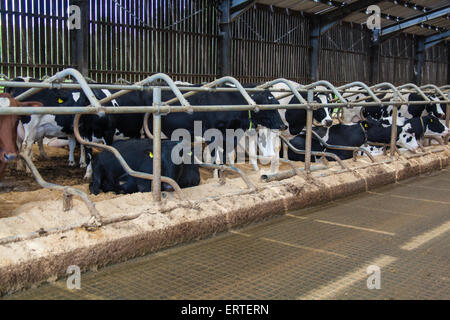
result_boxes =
[280,124,288,131]
[439,114,446,120]
[162,183,174,192]
[325,120,333,127]
[3,153,18,162]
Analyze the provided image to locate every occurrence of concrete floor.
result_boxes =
[4,169,450,300]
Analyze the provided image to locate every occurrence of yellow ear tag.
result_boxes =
[58,98,64,104]
[149,151,153,158]
[364,124,368,128]
[430,119,433,122]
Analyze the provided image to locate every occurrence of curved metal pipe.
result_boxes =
[198,163,256,191]
[397,83,430,102]
[257,78,308,103]
[279,135,348,169]
[73,113,183,199]
[95,73,191,108]
[164,76,256,107]
[19,153,102,227]
[309,130,376,163]
[420,84,448,101]
[302,80,347,104]
[337,82,381,104]
[15,68,103,111]
[370,82,407,102]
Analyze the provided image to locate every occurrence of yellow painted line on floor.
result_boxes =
[286,214,309,220]
[390,195,450,205]
[51,281,105,300]
[260,237,347,258]
[229,230,252,237]
[400,220,450,251]
[336,202,424,218]
[366,191,384,196]
[395,183,450,192]
[313,219,395,236]
[297,255,397,300]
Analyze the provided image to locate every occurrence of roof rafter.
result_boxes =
[380,4,450,37]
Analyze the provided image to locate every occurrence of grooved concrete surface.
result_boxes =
[4,170,450,300]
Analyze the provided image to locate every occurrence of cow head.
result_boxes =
[424,115,449,137]
[250,91,287,131]
[426,96,446,120]
[396,123,419,152]
[313,94,333,127]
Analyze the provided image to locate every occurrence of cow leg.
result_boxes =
[68,136,77,167]
[79,144,87,168]
[270,134,281,174]
[0,162,7,182]
[248,131,259,171]
[37,138,49,159]
[16,132,26,171]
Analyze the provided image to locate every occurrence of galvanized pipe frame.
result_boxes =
[18,153,102,228]
[2,79,445,97]
[1,69,449,208]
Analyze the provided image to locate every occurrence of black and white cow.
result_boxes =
[385,93,446,120]
[286,117,418,161]
[89,139,200,195]
[3,78,84,167]
[404,114,449,140]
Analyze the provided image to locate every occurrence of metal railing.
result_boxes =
[1,68,449,230]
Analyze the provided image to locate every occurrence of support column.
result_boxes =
[310,23,320,82]
[369,29,380,85]
[304,90,314,175]
[70,0,90,76]
[218,0,232,77]
[152,88,162,202]
[413,37,425,85]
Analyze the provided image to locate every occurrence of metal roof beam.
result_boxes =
[230,0,256,22]
[424,30,450,50]
[319,0,384,35]
[380,5,450,37]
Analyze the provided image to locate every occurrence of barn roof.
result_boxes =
[252,0,450,40]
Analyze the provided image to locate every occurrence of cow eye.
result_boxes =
[403,134,406,138]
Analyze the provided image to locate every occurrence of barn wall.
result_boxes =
[0,1,448,86]
[230,5,310,84]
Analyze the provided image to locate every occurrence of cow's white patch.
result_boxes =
[397,125,418,151]
[174,81,193,86]
[0,97,11,108]
[72,92,81,102]
[101,89,119,107]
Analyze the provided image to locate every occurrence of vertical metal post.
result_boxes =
[152,88,162,202]
[390,92,399,157]
[413,38,425,85]
[70,0,90,76]
[304,90,314,174]
[310,23,320,82]
[218,0,231,77]
[446,92,450,145]
[369,29,380,85]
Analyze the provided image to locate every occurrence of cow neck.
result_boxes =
[359,122,368,144]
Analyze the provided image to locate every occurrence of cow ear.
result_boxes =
[20,101,43,107]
